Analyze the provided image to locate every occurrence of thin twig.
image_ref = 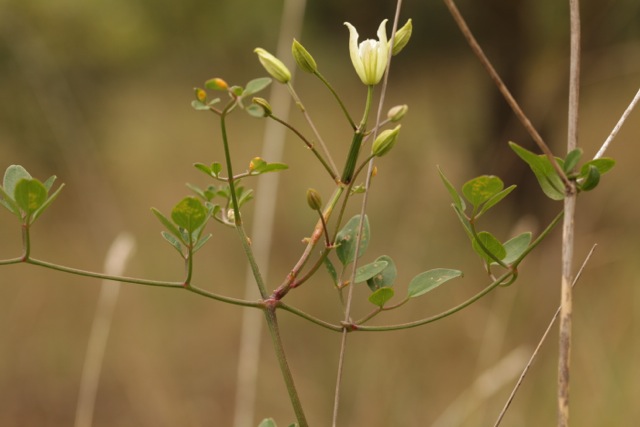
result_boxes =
[494,244,597,427]
[232,2,307,426]
[331,4,403,425]
[441,0,572,191]
[594,87,640,159]
[558,1,581,425]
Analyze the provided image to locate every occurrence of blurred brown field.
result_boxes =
[0,0,639,426]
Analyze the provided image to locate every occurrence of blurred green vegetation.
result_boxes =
[1,0,639,426]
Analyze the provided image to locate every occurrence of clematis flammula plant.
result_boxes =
[344,19,390,86]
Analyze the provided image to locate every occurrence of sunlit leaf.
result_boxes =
[171,197,208,234]
[336,215,370,265]
[580,158,615,176]
[407,268,463,298]
[477,185,516,218]
[354,260,388,284]
[14,179,47,215]
[462,175,504,211]
[369,287,394,307]
[4,165,32,199]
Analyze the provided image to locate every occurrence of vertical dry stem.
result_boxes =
[559,0,581,425]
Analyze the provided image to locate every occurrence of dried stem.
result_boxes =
[558,1,581,425]
[594,87,640,159]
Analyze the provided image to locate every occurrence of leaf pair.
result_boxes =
[192,77,272,116]
[152,197,212,257]
[509,142,615,199]
[0,165,64,225]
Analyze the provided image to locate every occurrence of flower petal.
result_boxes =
[344,22,366,84]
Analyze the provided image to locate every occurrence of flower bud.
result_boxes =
[292,39,317,74]
[252,97,273,116]
[306,188,323,211]
[205,78,228,90]
[392,19,412,56]
[387,104,408,122]
[371,125,401,157]
[194,87,207,103]
[254,48,291,84]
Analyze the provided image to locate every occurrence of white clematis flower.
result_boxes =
[344,19,389,86]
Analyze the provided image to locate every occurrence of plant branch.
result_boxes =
[594,87,640,159]
[442,0,571,191]
[494,244,596,427]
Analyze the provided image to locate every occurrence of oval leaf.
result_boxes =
[366,255,397,291]
[335,215,370,265]
[509,142,565,200]
[408,268,463,298]
[369,287,394,307]
[498,232,532,265]
[243,77,272,97]
[438,166,465,211]
[472,231,506,264]
[354,260,388,284]
[14,179,47,215]
[462,175,504,209]
[171,197,208,234]
[4,165,32,199]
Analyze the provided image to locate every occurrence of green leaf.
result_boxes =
[258,419,277,427]
[14,179,47,215]
[249,158,289,175]
[323,257,339,287]
[171,197,208,235]
[191,100,211,111]
[462,175,504,210]
[563,148,583,173]
[498,232,532,265]
[192,233,212,253]
[369,287,395,307]
[4,165,32,199]
[243,77,272,97]
[477,185,516,218]
[354,260,388,284]
[366,255,397,291]
[246,104,266,118]
[42,175,57,192]
[580,158,615,176]
[335,215,370,265]
[32,183,65,222]
[509,142,565,200]
[407,268,463,298]
[0,185,21,216]
[161,231,184,255]
[151,208,184,244]
[578,164,600,191]
[194,163,212,176]
[211,162,223,177]
[472,231,506,264]
[438,166,465,211]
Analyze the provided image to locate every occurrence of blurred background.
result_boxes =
[0,0,639,426]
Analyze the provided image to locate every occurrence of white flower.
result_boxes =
[344,19,389,85]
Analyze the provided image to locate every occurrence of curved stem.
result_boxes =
[313,71,357,130]
[277,302,342,332]
[349,271,514,332]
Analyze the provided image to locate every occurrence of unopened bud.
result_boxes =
[252,97,273,116]
[387,104,408,122]
[306,188,323,211]
[371,125,401,157]
[194,87,207,103]
[392,19,412,56]
[205,78,228,90]
[254,48,291,84]
[292,39,317,74]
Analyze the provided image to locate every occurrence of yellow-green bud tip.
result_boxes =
[254,48,291,84]
[392,19,412,56]
[372,125,401,157]
[205,78,228,90]
[194,87,207,103]
[387,104,408,122]
[306,188,323,211]
[292,39,317,74]
[252,97,273,116]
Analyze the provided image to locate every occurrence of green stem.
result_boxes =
[514,210,564,266]
[340,86,374,184]
[350,271,514,332]
[314,71,357,130]
[278,302,342,332]
[219,105,242,226]
[263,306,309,427]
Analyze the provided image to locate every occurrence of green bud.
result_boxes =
[306,188,323,211]
[387,104,408,122]
[254,48,291,84]
[194,87,207,103]
[251,97,273,116]
[292,39,317,74]
[392,19,412,56]
[371,125,401,157]
[578,164,600,191]
[205,78,228,90]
